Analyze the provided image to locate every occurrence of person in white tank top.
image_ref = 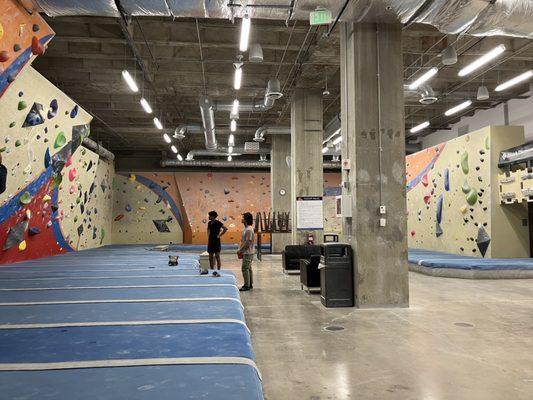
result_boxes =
[237,212,255,291]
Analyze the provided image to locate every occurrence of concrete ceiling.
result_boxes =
[32,15,533,162]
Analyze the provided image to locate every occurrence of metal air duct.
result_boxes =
[82,137,115,162]
[199,97,217,150]
[253,126,290,142]
[160,159,342,169]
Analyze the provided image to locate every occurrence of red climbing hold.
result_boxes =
[421,173,429,187]
[0,50,10,62]
[410,231,416,236]
[114,214,125,221]
[31,36,45,56]
[423,194,431,204]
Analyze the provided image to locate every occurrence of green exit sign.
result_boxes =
[310,9,332,26]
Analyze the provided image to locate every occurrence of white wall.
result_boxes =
[422,93,533,149]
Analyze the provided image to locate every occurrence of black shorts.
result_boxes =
[207,239,221,254]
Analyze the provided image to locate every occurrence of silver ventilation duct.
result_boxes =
[31,1,533,39]
[253,126,290,142]
[160,159,342,169]
[82,137,115,161]
[186,146,271,161]
[199,97,217,150]
[404,84,438,105]
[213,78,282,113]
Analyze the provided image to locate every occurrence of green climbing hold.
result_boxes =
[9,122,15,128]
[466,188,478,205]
[18,101,27,110]
[74,216,78,223]
[50,173,62,190]
[76,197,81,204]
[19,191,32,205]
[15,139,21,147]
[100,228,105,244]
[485,136,490,150]
[54,131,66,149]
[461,152,469,174]
[81,148,86,155]
[462,180,471,194]
[0,147,5,153]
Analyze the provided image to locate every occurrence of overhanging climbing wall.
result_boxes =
[407,126,529,258]
[0,66,114,264]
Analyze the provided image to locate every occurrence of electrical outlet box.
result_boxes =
[342,194,352,218]
[379,218,386,227]
[379,205,386,215]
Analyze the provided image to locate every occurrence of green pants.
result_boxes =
[241,254,253,288]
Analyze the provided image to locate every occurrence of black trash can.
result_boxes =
[319,243,354,307]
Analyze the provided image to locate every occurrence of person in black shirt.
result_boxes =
[0,154,7,195]
[207,210,227,269]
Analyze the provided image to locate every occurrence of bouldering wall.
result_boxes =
[0,0,54,98]
[112,172,190,245]
[174,172,270,245]
[0,64,114,264]
[406,126,528,258]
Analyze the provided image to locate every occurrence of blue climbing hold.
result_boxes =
[444,168,450,192]
[22,103,45,127]
[44,148,51,168]
[70,105,79,118]
[47,99,58,119]
[436,194,443,224]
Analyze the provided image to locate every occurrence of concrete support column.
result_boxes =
[291,88,323,245]
[271,135,292,252]
[340,22,409,307]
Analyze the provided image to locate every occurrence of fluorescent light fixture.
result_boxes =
[163,133,171,143]
[153,117,163,130]
[410,121,430,134]
[322,146,328,154]
[121,70,139,92]
[458,44,506,77]
[444,100,472,116]
[408,67,438,90]
[140,98,152,114]
[234,67,242,90]
[232,99,239,115]
[332,136,342,145]
[495,70,533,92]
[228,133,235,147]
[171,145,178,154]
[239,15,251,52]
[177,153,183,161]
[230,119,237,132]
[228,146,233,154]
[227,155,233,162]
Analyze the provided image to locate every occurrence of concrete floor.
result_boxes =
[220,254,533,400]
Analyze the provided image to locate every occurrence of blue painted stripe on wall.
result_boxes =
[120,174,185,231]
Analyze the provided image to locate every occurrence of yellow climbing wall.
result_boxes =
[407,126,528,258]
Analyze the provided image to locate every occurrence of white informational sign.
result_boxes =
[296,196,324,230]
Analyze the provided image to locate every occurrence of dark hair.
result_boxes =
[242,212,254,226]
[208,211,218,218]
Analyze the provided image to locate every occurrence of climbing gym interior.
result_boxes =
[0,1,532,399]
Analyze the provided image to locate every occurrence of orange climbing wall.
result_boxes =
[0,0,54,98]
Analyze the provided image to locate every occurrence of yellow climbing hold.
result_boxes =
[460,205,468,214]
[25,210,31,220]
[139,206,146,210]
[136,185,141,190]
[42,194,51,202]
[128,174,136,182]
[19,240,27,251]
[0,22,4,40]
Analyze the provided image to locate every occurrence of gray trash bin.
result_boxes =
[319,243,354,307]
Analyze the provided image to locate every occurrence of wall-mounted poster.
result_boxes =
[296,196,323,230]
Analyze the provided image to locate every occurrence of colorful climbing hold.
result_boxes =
[47,99,58,119]
[31,36,45,56]
[0,50,10,62]
[68,168,77,182]
[19,191,32,205]
[18,100,27,110]
[485,136,490,150]
[462,180,471,194]
[460,205,468,214]
[461,152,469,174]
[444,168,450,191]
[23,103,44,127]
[54,132,66,149]
[114,214,125,221]
[421,173,429,187]
[15,139,21,147]
[466,189,478,206]
[128,174,136,182]
[70,105,79,118]
[423,194,431,205]
[18,240,27,251]
[436,195,443,224]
